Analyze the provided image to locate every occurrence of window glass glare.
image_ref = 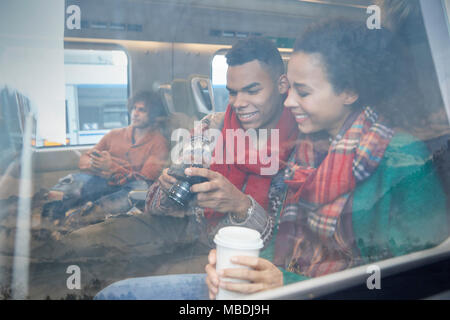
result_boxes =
[1,0,449,301]
[211,54,228,86]
[64,49,128,146]
[211,53,228,112]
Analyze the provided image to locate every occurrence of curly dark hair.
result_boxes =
[127,90,167,125]
[226,37,285,79]
[293,18,398,115]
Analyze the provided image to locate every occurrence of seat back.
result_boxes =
[158,83,175,115]
[171,78,199,120]
[188,74,215,116]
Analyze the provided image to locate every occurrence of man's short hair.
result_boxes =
[225,37,285,79]
[127,90,167,124]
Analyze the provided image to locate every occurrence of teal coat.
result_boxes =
[261,132,448,285]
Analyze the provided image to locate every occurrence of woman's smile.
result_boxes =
[293,113,309,124]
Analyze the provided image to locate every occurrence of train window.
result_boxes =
[63,48,129,146]
[1,0,449,302]
[211,52,229,112]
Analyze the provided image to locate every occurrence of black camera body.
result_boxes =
[166,163,208,207]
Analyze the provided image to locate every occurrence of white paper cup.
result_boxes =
[213,226,264,300]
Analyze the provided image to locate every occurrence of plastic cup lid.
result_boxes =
[213,226,263,250]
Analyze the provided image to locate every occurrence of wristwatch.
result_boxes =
[231,195,255,224]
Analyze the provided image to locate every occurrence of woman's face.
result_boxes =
[285,52,358,137]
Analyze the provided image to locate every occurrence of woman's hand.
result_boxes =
[185,167,251,218]
[205,249,283,300]
[217,255,283,295]
[205,249,220,300]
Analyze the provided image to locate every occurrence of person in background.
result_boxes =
[79,90,168,187]
[45,90,169,227]
[0,91,170,299]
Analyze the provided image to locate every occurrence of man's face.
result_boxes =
[130,101,150,128]
[226,60,284,130]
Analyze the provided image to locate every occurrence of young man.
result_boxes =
[78,90,168,187]
[45,91,169,226]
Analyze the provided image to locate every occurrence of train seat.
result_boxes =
[188,74,215,116]
[171,78,200,119]
[171,75,215,120]
[158,83,175,115]
[163,75,216,158]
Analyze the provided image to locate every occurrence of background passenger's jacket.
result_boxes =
[79,126,169,186]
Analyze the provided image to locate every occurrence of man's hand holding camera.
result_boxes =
[185,167,252,218]
[159,166,251,218]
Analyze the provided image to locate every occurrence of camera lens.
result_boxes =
[167,180,192,207]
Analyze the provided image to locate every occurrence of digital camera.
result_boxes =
[166,163,208,207]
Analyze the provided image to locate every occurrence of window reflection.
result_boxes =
[0,0,448,300]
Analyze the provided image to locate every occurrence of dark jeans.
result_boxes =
[79,173,120,202]
[80,174,148,207]
[45,173,148,219]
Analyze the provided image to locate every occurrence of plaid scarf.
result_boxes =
[274,107,394,277]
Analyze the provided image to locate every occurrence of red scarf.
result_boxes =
[204,106,298,225]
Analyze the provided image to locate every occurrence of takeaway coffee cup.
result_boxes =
[213,226,264,300]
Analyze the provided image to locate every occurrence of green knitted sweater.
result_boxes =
[260,132,448,285]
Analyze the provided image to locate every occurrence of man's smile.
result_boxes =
[236,111,259,122]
